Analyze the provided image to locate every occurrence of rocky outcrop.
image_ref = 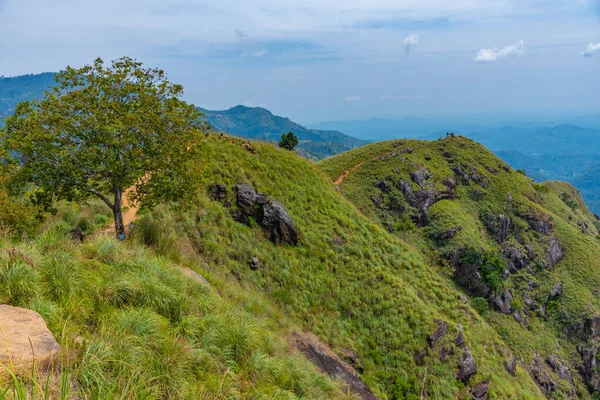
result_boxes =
[578,345,600,393]
[374,180,390,193]
[585,316,600,338]
[454,324,465,348]
[457,348,477,381]
[439,227,462,240]
[428,321,448,348]
[506,354,517,377]
[234,184,298,245]
[0,305,60,376]
[259,201,298,245]
[486,214,511,243]
[546,237,565,268]
[211,184,228,202]
[410,168,431,187]
[524,212,553,235]
[503,244,530,271]
[549,282,563,300]
[472,378,490,400]
[291,332,379,400]
[529,353,557,396]
[490,291,513,315]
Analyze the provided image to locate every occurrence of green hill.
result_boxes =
[320,136,600,398]
[1,134,550,399]
[199,105,369,160]
[0,73,55,121]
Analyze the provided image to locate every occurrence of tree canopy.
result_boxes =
[279,131,298,151]
[1,57,207,237]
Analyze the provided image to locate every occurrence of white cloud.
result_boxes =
[474,40,524,63]
[582,42,600,58]
[252,49,268,57]
[344,96,361,102]
[403,34,420,55]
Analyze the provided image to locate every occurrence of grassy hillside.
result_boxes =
[320,136,600,398]
[1,135,546,398]
[128,135,544,398]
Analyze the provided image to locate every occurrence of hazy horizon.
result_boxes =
[1,0,599,123]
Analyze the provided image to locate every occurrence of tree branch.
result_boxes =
[85,186,113,209]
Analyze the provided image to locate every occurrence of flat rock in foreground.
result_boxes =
[0,305,60,374]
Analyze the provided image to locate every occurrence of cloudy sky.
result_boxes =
[0,0,599,122]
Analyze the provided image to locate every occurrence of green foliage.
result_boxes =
[560,192,578,209]
[1,57,207,235]
[279,131,299,151]
[481,252,505,291]
[516,169,527,175]
[471,297,490,316]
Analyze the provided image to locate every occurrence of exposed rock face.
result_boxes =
[529,354,557,396]
[546,237,565,268]
[440,227,462,240]
[457,348,477,381]
[490,291,513,315]
[236,184,258,215]
[259,201,298,245]
[522,293,536,310]
[578,345,600,393]
[410,168,431,187]
[506,354,517,377]
[525,213,553,235]
[374,180,390,193]
[454,324,465,348]
[414,349,428,366]
[472,378,490,400]
[585,316,600,338]
[503,244,529,271]
[340,347,365,374]
[428,321,448,348]
[546,354,573,385]
[234,184,298,245]
[0,305,60,375]
[291,332,379,400]
[486,214,511,243]
[549,282,563,300]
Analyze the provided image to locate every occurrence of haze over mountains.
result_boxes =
[2,72,600,212]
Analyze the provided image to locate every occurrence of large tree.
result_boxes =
[1,57,206,238]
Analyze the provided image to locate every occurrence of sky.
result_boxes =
[0,0,599,123]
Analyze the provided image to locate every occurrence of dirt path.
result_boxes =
[333,163,365,185]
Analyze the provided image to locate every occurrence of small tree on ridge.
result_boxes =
[279,131,299,151]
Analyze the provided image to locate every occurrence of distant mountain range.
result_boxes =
[0,73,367,160]
[0,73,55,118]
[198,105,368,160]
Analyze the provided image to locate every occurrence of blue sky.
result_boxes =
[0,0,599,123]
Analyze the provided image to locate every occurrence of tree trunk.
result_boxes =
[113,187,125,240]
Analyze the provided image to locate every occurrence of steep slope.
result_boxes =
[200,105,368,159]
[127,135,544,399]
[320,136,600,398]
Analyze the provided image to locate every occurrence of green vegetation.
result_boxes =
[321,135,600,398]
[2,58,206,238]
[279,131,299,151]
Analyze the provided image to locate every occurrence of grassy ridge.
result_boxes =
[127,135,543,398]
[320,136,600,398]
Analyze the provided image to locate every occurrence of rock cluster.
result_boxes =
[230,183,298,245]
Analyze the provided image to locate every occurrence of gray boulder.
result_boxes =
[490,291,513,314]
[549,282,563,300]
[428,321,448,348]
[547,237,565,268]
[236,184,258,214]
[259,201,298,245]
[457,348,477,381]
[472,378,490,400]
